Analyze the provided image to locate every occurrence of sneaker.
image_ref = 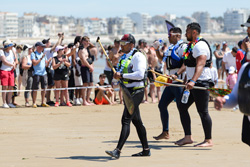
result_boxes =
[105,149,120,159]
[2,103,9,108]
[54,102,59,107]
[60,102,66,106]
[79,98,83,104]
[25,103,30,107]
[132,149,151,157]
[46,101,55,105]
[33,104,37,108]
[8,103,16,108]
[75,98,81,105]
[41,103,49,107]
[66,102,72,107]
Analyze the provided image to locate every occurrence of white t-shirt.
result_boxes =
[222,51,236,70]
[123,51,147,88]
[210,66,218,83]
[186,41,212,81]
[44,48,54,68]
[0,50,15,71]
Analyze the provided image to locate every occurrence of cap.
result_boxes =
[222,41,227,45]
[241,15,250,27]
[3,39,14,49]
[26,44,33,49]
[55,45,65,52]
[42,38,50,44]
[35,42,46,47]
[120,34,135,45]
[228,66,235,74]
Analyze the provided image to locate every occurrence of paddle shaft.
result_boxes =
[96,37,116,73]
[149,70,184,83]
[154,80,207,90]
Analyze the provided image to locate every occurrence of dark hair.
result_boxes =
[238,40,243,48]
[67,43,74,48]
[187,22,201,34]
[169,27,182,34]
[81,36,90,42]
[74,36,81,45]
[99,73,106,78]
[232,46,238,53]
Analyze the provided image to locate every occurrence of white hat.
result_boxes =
[3,39,14,49]
[26,44,33,49]
[55,45,65,52]
[228,66,235,74]
[241,15,250,27]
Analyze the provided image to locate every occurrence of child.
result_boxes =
[226,66,237,90]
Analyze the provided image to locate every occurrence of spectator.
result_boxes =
[0,40,18,108]
[31,42,49,108]
[94,73,115,105]
[52,45,72,107]
[222,49,236,77]
[226,66,237,90]
[21,44,34,107]
[42,33,64,105]
[213,43,224,81]
[16,45,23,96]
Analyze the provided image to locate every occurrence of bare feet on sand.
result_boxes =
[153,131,169,140]
[194,140,213,147]
[175,136,193,146]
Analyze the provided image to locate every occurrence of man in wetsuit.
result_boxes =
[105,34,150,159]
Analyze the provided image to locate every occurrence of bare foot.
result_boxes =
[142,100,149,104]
[194,140,213,147]
[82,101,91,106]
[153,132,169,140]
[152,100,157,104]
[175,137,193,146]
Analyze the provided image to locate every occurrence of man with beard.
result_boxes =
[171,22,213,147]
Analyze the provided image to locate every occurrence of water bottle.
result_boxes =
[158,39,164,45]
[181,89,190,104]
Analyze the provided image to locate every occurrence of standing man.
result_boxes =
[78,36,94,105]
[171,23,213,147]
[42,33,64,105]
[153,27,187,140]
[31,42,50,108]
[105,34,150,159]
[241,15,250,64]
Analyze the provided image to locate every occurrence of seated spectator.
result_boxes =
[94,73,115,105]
[52,45,72,107]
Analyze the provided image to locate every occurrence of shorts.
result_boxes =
[54,73,69,81]
[0,70,15,86]
[81,66,93,83]
[216,58,223,69]
[73,68,83,86]
[32,75,48,90]
[94,97,109,105]
[147,70,154,82]
[47,68,55,86]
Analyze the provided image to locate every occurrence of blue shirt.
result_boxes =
[31,51,47,76]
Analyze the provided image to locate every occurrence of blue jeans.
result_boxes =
[158,83,183,132]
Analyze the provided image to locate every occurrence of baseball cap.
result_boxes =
[228,66,235,74]
[55,45,65,52]
[120,34,136,45]
[222,41,227,45]
[241,15,250,27]
[35,42,46,47]
[138,39,147,45]
[3,39,14,49]
[42,38,50,44]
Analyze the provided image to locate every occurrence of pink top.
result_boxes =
[226,73,237,90]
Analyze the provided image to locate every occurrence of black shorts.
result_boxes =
[32,75,48,90]
[81,66,93,83]
[104,70,113,85]
[54,73,69,81]
[46,68,55,86]
[147,70,154,82]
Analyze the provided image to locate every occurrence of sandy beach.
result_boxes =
[1,94,250,167]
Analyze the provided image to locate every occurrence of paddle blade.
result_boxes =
[208,88,232,98]
[154,76,172,87]
[119,82,135,115]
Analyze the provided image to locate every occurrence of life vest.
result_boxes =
[183,38,212,67]
[165,42,185,70]
[118,49,147,88]
[238,62,250,116]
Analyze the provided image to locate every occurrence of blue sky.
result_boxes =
[1,0,249,18]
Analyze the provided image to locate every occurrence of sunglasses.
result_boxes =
[168,33,180,37]
[120,41,130,46]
